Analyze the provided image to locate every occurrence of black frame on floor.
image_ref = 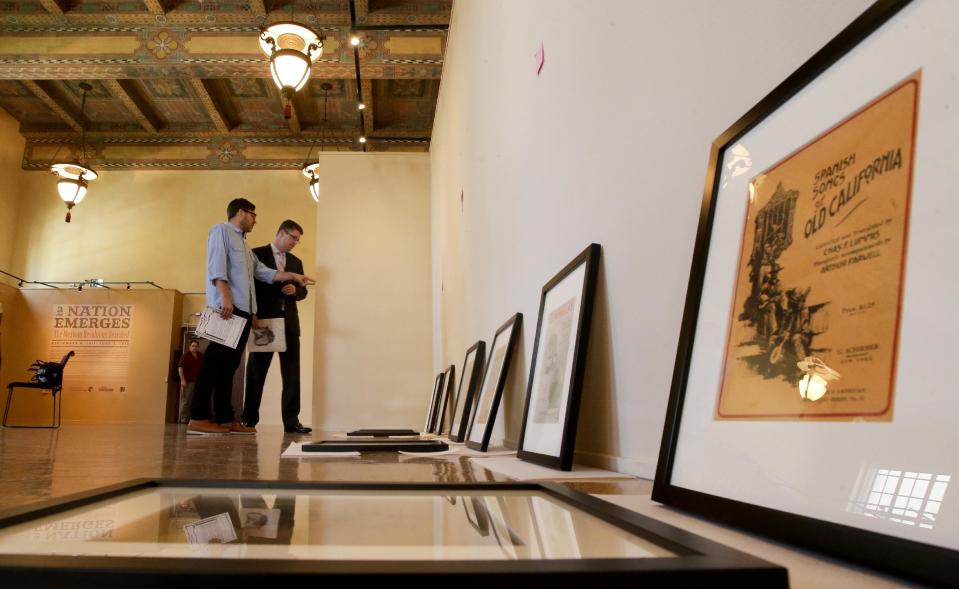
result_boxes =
[0,479,786,587]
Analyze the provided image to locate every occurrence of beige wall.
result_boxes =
[3,154,432,428]
[8,168,319,426]
[312,153,433,430]
[0,289,180,424]
[431,0,874,476]
[0,107,24,271]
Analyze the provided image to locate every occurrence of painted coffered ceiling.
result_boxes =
[0,0,450,170]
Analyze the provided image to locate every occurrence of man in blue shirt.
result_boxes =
[187,198,314,436]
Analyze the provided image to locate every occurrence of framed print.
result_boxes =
[424,371,446,434]
[449,341,487,443]
[652,1,959,586]
[436,365,456,435]
[0,479,786,586]
[466,313,523,452]
[517,244,601,471]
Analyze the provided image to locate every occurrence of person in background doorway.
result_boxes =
[177,339,203,424]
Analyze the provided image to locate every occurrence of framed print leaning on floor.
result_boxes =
[517,244,601,471]
[652,1,959,585]
[466,313,523,452]
[449,341,486,443]
[424,371,446,434]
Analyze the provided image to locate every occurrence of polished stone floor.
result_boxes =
[0,424,645,513]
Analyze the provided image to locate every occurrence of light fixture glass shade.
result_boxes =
[260,22,323,93]
[302,163,321,203]
[798,373,828,402]
[270,49,312,93]
[57,178,88,204]
[51,162,97,204]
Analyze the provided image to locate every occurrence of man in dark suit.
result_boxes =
[242,219,313,434]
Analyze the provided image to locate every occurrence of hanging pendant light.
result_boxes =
[259,3,323,119]
[301,83,333,203]
[50,82,97,223]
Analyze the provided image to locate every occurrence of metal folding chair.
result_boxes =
[3,351,75,429]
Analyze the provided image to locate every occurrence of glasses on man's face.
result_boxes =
[283,230,301,242]
[243,209,257,219]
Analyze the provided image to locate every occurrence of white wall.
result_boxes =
[430,0,874,476]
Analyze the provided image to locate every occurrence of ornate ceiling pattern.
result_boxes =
[0,0,450,169]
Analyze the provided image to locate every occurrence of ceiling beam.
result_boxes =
[37,0,65,16]
[103,80,158,134]
[249,0,267,19]
[143,0,166,16]
[189,79,231,133]
[354,0,369,20]
[22,80,82,133]
[361,79,373,137]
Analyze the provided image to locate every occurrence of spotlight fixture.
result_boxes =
[359,136,367,144]
[357,102,366,110]
[350,35,360,46]
[50,82,97,223]
[301,83,334,203]
[259,6,323,119]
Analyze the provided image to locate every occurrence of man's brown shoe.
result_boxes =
[186,419,230,435]
[227,421,256,435]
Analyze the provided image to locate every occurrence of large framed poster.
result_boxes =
[653,1,958,586]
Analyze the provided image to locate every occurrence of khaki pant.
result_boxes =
[178,382,196,424]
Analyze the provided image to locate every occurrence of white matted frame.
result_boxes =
[466,313,523,452]
[652,1,959,585]
[517,244,601,471]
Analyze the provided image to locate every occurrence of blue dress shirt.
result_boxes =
[205,222,277,314]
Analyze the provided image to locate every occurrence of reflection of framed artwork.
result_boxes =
[653,1,959,586]
[424,371,446,434]
[517,244,601,470]
[466,313,523,452]
[449,341,486,443]
[463,496,490,537]
[0,479,786,584]
[436,365,456,435]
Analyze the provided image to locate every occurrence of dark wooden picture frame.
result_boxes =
[652,1,959,586]
[466,313,522,452]
[517,243,601,471]
[436,364,456,435]
[424,371,446,434]
[449,341,486,443]
[0,478,787,586]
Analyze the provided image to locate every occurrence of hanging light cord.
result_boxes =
[302,86,329,166]
[78,87,89,165]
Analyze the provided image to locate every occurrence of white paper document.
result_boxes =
[183,512,237,544]
[195,306,247,349]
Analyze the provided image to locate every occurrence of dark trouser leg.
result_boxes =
[212,310,252,424]
[243,351,273,426]
[279,334,301,427]
[191,342,230,421]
